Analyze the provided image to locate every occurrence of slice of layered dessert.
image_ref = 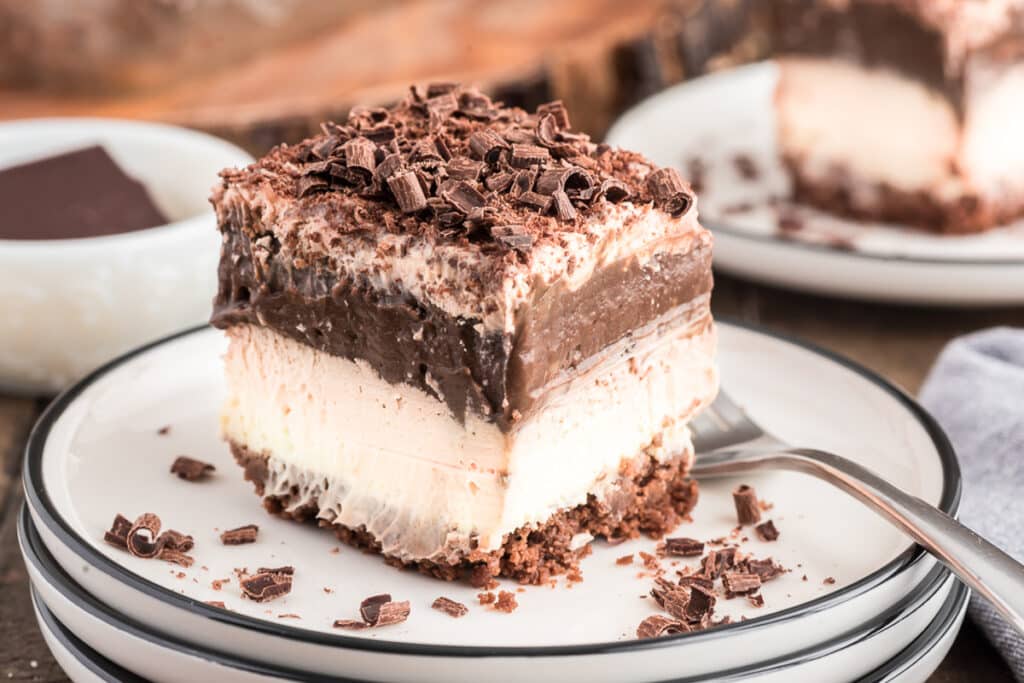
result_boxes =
[773,0,1024,233]
[210,85,717,585]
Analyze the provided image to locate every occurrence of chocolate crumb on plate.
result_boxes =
[636,615,688,639]
[824,577,837,585]
[432,596,469,618]
[477,591,496,605]
[360,594,392,623]
[333,619,369,630]
[374,601,411,626]
[494,591,518,613]
[256,565,295,576]
[732,154,759,181]
[661,537,704,558]
[755,520,779,542]
[103,514,132,550]
[205,601,226,609]
[158,549,194,568]
[239,570,293,603]
[732,485,762,526]
[157,425,171,436]
[722,572,761,597]
[170,456,216,481]
[748,593,765,608]
[616,554,634,566]
[277,613,302,619]
[220,524,259,545]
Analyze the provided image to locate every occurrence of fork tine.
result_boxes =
[689,389,765,453]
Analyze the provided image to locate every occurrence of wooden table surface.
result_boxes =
[2,273,1021,681]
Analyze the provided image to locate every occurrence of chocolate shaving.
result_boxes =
[103,514,132,550]
[374,601,411,626]
[537,100,570,129]
[490,225,534,252]
[432,596,469,618]
[516,191,552,213]
[732,484,762,526]
[484,171,514,193]
[442,181,486,213]
[600,178,630,203]
[467,130,508,163]
[158,549,194,567]
[616,554,634,566]
[375,153,405,182]
[343,137,377,177]
[240,571,293,602]
[359,594,392,624]
[637,615,688,639]
[127,513,163,558]
[446,158,484,181]
[510,144,550,168]
[169,456,215,481]
[755,520,779,542]
[723,572,761,596]
[650,578,691,621]
[510,169,537,197]
[645,167,693,217]
[333,619,369,630]
[426,92,459,121]
[158,529,194,552]
[220,524,259,546]
[662,537,704,558]
[387,171,427,213]
[552,190,576,221]
[295,175,329,198]
[256,566,295,576]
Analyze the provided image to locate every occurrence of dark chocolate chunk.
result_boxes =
[755,520,779,542]
[661,537,704,558]
[387,171,428,213]
[467,130,508,163]
[220,524,259,546]
[103,514,132,550]
[240,571,293,602]
[432,596,469,618]
[645,167,694,217]
[359,594,392,624]
[442,181,486,214]
[723,572,762,596]
[636,615,688,639]
[552,190,576,221]
[127,513,163,558]
[343,137,377,177]
[510,144,550,168]
[169,456,215,482]
[732,484,762,526]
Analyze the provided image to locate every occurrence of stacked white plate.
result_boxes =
[21,321,969,682]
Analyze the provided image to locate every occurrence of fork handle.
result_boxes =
[692,447,1024,633]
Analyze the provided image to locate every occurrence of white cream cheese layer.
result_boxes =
[221,307,717,562]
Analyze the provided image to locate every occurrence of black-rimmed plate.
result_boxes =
[23,322,959,681]
[606,61,1024,306]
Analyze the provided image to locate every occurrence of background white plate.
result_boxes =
[606,62,1024,306]
[24,322,959,681]
[21,508,964,683]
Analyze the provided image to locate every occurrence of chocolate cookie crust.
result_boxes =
[231,442,699,586]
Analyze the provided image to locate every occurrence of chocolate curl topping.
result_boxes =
[127,513,163,558]
[343,137,377,177]
[387,171,428,213]
[646,167,694,217]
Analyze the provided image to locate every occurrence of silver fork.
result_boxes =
[689,390,1024,633]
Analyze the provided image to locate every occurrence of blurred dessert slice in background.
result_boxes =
[772,0,1024,234]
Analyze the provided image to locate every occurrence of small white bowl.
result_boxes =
[0,118,252,395]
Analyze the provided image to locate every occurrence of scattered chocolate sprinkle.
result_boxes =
[240,570,293,603]
[432,597,469,618]
[169,456,215,482]
[722,572,761,596]
[637,615,688,639]
[645,167,693,217]
[220,524,259,546]
[360,594,392,624]
[211,578,230,591]
[616,554,635,566]
[477,591,496,605]
[639,551,661,572]
[732,485,762,526]
[103,514,132,550]
[755,520,779,542]
[205,601,226,609]
[824,577,836,585]
[387,171,427,213]
[333,619,369,630]
[277,613,302,620]
[157,426,170,436]
[323,587,334,594]
[661,537,704,558]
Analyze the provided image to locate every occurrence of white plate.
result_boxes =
[22,508,965,683]
[23,322,960,681]
[606,62,1024,306]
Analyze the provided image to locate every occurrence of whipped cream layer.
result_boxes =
[776,57,1024,205]
[221,301,717,563]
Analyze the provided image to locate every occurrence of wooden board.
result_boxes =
[0,0,763,154]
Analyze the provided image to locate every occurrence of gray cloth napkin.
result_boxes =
[919,327,1024,680]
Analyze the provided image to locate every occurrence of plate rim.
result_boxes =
[20,505,961,681]
[23,320,962,659]
[605,59,1024,269]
